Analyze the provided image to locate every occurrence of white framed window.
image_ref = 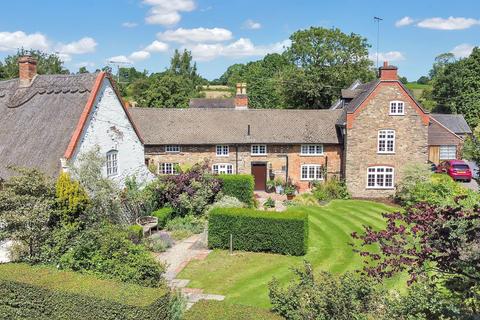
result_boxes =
[216,145,229,157]
[159,163,178,175]
[439,145,457,160]
[301,144,324,156]
[367,166,394,189]
[251,144,267,155]
[165,145,181,153]
[300,164,323,181]
[106,150,118,177]
[212,163,233,174]
[389,101,405,115]
[377,130,395,154]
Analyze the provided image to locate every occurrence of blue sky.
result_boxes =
[0,0,479,81]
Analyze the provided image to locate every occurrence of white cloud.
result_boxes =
[143,0,195,26]
[395,16,414,27]
[188,38,290,61]
[158,27,232,43]
[122,22,138,28]
[144,40,169,52]
[450,43,475,58]
[417,16,480,30]
[57,37,97,55]
[0,31,50,51]
[243,19,262,30]
[107,55,132,64]
[369,51,405,63]
[129,50,151,61]
[76,61,96,68]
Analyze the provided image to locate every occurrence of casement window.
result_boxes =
[212,163,233,174]
[389,101,405,115]
[367,166,394,189]
[377,130,395,154]
[106,150,118,177]
[159,163,178,175]
[165,145,180,153]
[251,144,267,155]
[439,145,457,160]
[300,164,323,181]
[301,144,324,156]
[216,145,229,156]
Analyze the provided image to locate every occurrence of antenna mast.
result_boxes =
[373,16,383,69]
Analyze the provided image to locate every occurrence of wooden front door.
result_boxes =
[251,163,267,191]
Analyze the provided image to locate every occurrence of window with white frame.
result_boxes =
[165,145,180,153]
[106,150,118,176]
[216,145,229,156]
[377,130,395,153]
[367,166,394,189]
[389,101,405,115]
[159,163,178,175]
[300,164,323,181]
[212,163,233,174]
[439,145,457,160]
[251,144,267,155]
[301,144,324,155]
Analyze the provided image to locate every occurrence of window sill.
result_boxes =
[216,155,230,157]
[388,113,405,116]
[251,154,267,156]
[300,154,325,157]
[366,187,394,190]
[301,178,324,181]
[377,152,395,155]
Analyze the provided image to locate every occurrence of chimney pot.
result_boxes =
[379,61,398,81]
[18,55,37,86]
[383,61,388,67]
[235,82,248,109]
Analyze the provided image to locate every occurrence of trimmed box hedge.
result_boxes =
[219,174,254,207]
[208,208,308,256]
[152,207,174,228]
[184,300,282,320]
[0,263,171,320]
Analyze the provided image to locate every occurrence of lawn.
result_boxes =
[179,200,407,308]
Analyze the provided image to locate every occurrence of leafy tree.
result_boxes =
[77,66,89,74]
[399,76,408,84]
[416,75,430,84]
[462,126,480,165]
[120,176,156,224]
[0,49,69,80]
[218,63,248,86]
[55,172,90,225]
[281,27,375,108]
[429,52,456,79]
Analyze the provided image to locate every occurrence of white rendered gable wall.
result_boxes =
[71,78,152,185]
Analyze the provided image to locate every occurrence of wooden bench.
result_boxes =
[136,216,159,236]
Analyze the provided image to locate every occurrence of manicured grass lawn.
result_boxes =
[179,200,407,308]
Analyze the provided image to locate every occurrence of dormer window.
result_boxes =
[389,101,404,115]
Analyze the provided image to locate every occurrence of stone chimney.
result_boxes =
[18,56,37,86]
[235,83,248,109]
[379,61,398,81]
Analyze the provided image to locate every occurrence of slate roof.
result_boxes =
[189,98,235,108]
[129,108,345,145]
[431,114,472,135]
[0,73,98,179]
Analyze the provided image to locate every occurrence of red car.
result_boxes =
[436,160,472,182]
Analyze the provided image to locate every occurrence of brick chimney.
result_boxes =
[379,61,398,81]
[235,83,248,109]
[18,56,37,86]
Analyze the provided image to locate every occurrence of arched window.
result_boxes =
[106,150,118,176]
[366,166,394,189]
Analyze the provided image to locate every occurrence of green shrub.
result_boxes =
[166,215,206,240]
[184,300,282,320]
[218,174,254,207]
[152,207,174,228]
[0,263,173,320]
[208,208,308,256]
[144,233,173,253]
[263,197,275,209]
[208,195,245,211]
[127,225,144,244]
[312,178,349,202]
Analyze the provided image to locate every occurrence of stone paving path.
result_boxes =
[155,231,224,309]
[255,191,287,211]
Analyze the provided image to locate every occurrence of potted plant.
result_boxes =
[266,179,276,193]
[284,184,297,200]
[274,177,284,194]
[263,197,276,210]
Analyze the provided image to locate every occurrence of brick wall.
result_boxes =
[145,144,342,191]
[345,82,429,198]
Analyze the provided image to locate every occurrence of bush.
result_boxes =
[152,207,174,229]
[166,215,206,240]
[218,174,254,207]
[208,208,308,256]
[127,225,144,244]
[208,195,245,211]
[144,232,173,253]
[263,197,275,209]
[184,300,282,320]
[312,178,349,202]
[0,263,174,320]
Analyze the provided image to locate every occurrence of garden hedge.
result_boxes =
[208,208,308,256]
[218,174,254,207]
[152,207,174,228]
[0,263,172,320]
[184,300,282,320]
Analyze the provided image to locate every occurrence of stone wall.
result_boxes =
[345,82,429,197]
[145,144,342,191]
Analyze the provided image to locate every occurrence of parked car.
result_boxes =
[436,160,472,182]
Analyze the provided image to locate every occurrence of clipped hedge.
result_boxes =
[0,263,172,320]
[184,300,282,320]
[218,174,254,207]
[208,208,308,256]
[152,207,174,228]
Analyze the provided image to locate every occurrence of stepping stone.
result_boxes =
[170,279,190,288]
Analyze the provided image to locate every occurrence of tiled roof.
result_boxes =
[189,98,235,108]
[431,114,472,134]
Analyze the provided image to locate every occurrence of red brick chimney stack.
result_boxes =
[18,56,38,86]
[235,83,248,109]
[379,61,398,81]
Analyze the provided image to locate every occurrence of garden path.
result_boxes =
[254,191,287,211]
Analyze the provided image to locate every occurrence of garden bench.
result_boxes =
[136,216,159,236]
